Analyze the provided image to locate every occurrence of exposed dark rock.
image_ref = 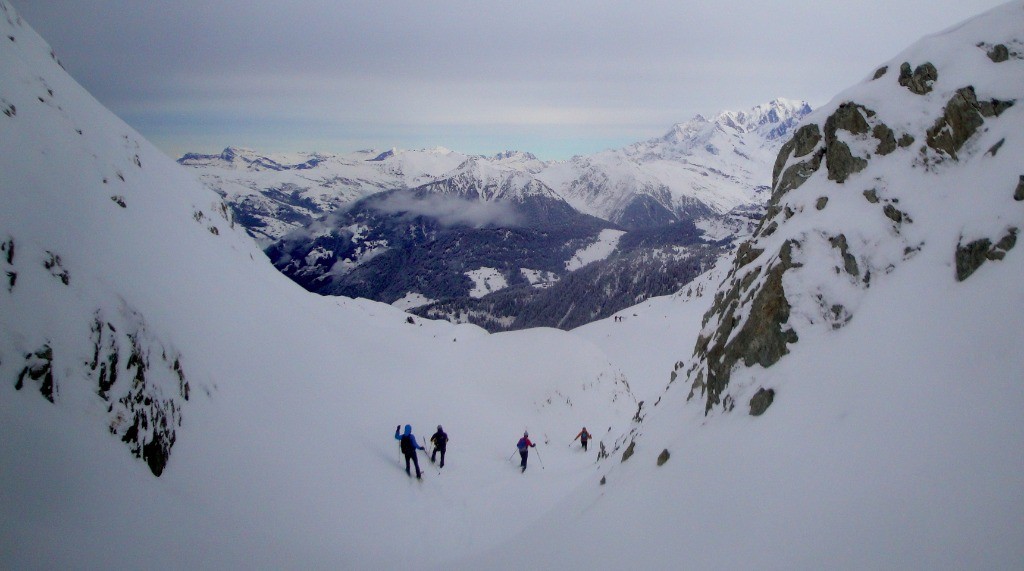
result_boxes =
[823,103,873,183]
[955,228,1018,281]
[927,86,1015,159]
[883,204,904,224]
[898,62,938,95]
[111,195,126,208]
[898,134,915,148]
[632,400,646,423]
[991,231,1017,261]
[657,449,670,466]
[88,311,190,477]
[698,240,800,414]
[956,239,992,281]
[749,388,775,416]
[44,251,69,285]
[2,236,12,265]
[621,441,636,463]
[771,124,824,199]
[978,98,1015,118]
[863,189,880,204]
[816,197,829,210]
[825,141,867,183]
[1015,175,1024,201]
[735,241,765,269]
[873,124,898,155]
[827,303,852,329]
[15,344,55,402]
[873,66,888,80]
[143,430,174,477]
[987,44,1010,63]
[988,139,1006,156]
[600,476,606,485]
[829,234,860,277]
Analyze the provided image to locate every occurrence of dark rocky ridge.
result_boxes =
[675,45,1021,415]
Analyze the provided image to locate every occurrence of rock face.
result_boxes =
[926,87,1015,159]
[674,8,1023,416]
[898,62,938,94]
[955,229,1018,282]
[749,388,775,416]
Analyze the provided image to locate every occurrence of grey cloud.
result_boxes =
[9,0,1011,160]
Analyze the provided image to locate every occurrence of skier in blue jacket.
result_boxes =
[395,424,425,479]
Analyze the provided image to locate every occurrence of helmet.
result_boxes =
[524,431,529,437]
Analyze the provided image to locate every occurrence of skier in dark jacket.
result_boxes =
[395,424,425,479]
[573,427,592,451]
[430,425,448,468]
[517,431,536,472]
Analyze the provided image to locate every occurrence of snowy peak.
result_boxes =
[425,156,560,203]
[489,149,538,162]
[540,98,812,230]
[661,98,812,146]
[177,146,328,171]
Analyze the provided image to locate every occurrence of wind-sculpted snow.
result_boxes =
[676,1,1023,415]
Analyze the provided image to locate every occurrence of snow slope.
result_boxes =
[2,1,1023,570]
[0,4,641,568]
[468,2,1024,569]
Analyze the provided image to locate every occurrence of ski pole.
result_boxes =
[534,447,545,469]
[508,450,517,462]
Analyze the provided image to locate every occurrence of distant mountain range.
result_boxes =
[181,99,812,331]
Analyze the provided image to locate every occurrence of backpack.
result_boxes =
[400,433,415,455]
[517,438,528,451]
[433,432,448,448]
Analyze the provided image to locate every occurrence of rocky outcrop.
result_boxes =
[675,32,1023,416]
[955,228,1018,281]
[4,231,192,477]
[898,62,938,95]
[657,449,670,466]
[689,240,800,413]
[749,388,775,416]
[926,87,1015,159]
[987,44,1010,62]
[88,309,189,477]
[15,343,55,402]
[772,124,823,199]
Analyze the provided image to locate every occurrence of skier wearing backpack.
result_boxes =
[430,425,448,468]
[573,427,592,451]
[517,431,536,473]
[395,424,425,479]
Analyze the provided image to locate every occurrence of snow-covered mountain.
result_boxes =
[3,1,1024,569]
[184,102,808,332]
[539,98,811,234]
[182,100,810,246]
[178,146,470,245]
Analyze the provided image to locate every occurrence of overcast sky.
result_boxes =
[10,0,1009,160]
